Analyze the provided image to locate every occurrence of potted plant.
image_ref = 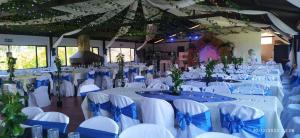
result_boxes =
[6,52,17,83]
[54,56,63,107]
[221,56,229,75]
[170,66,183,95]
[0,92,27,138]
[232,57,239,70]
[205,60,217,86]
[115,53,125,87]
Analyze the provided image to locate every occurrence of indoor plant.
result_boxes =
[205,60,217,86]
[6,52,17,83]
[170,66,183,95]
[0,92,27,138]
[54,56,63,107]
[221,55,229,75]
[115,53,125,87]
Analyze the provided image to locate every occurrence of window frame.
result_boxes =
[57,46,79,66]
[108,47,135,63]
[0,44,48,70]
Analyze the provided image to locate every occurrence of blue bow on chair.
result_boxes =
[147,69,154,74]
[176,110,212,131]
[62,75,72,82]
[220,113,265,138]
[134,77,146,83]
[80,89,101,98]
[35,80,50,89]
[129,68,138,74]
[76,127,118,138]
[25,120,68,133]
[87,73,95,79]
[101,71,111,78]
[88,100,111,116]
[111,103,138,122]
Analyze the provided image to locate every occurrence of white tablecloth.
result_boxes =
[96,87,284,138]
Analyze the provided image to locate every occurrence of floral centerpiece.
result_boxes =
[170,66,183,95]
[0,92,27,138]
[115,53,125,87]
[205,59,217,86]
[54,56,63,107]
[6,52,17,83]
[221,56,229,75]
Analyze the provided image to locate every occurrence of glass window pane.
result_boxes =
[121,48,131,62]
[0,45,9,70]
[92,47,99,55]
[10,46,36,69]
[37,47,47,67]
[66,47,78,66]
[130,49,135,61]
[57,47,66,66]
[110,48,121,63]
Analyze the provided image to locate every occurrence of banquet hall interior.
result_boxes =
[0,0,300,138]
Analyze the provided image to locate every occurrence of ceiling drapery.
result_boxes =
[287,0,300,8]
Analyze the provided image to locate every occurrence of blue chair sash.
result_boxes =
[134,77,146,83]
[35,80,50,89]
[147,69,154,74]
[88,100,111,116]
[80,89,101,98]
[101,72,111,77]
[62,75,72,82]
[24,119,68,133]
[76,127,117,138]
[176,110,212,131]
[87,73,96,79]
[111,103,138,122]
[129,68,138,73]
[124,71,129,78]
[220,113,265,138]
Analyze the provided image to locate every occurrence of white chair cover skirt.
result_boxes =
[119,124,174,138]
[29,76,51,107]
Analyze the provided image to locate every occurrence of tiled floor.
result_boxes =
[42,96,84,132]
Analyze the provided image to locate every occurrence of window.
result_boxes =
[0,45,47,70]
[90,47,99,55]
[57,46,78,66]
[108,48,135,62]
[261,37,273,45]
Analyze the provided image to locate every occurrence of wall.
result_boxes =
[218,31,262,63]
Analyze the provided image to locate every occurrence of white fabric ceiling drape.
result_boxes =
[287,0,300,8]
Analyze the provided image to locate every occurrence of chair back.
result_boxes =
[87,92,111,118]
[22,107,44,119]
[76,116,119,138]
[109,94,140,131]
[25,112,69,133]
[173,99,212,138]
[79,84,101,98]
[119,124,174,138]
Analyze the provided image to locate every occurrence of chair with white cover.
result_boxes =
[78,84,101,98]
[60,73,74,97]
[284,95,300,106]
[281,104,300,128]
[76,116,119,138]
[82,70,96,85]
[119,124,174,138]
[195,132,238,138]
[218,103,266,138]
[147,82,169,90]
[81,92,111,120]
[109,94,140,132]
[129,67,139,82]
[173,99,212,138]
[134,75,146,83]
[146,65,154,84]
[286,116,300,138]
[124,82,146,89]
[29,76,51,107]
[22,107,44,119]
[180,85,201,92]
[141,98,176,136]
[24,112,69,133]
[99,70,113,90]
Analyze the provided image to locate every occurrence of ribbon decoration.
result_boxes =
[76,127,118,138]
[111,103,138,122]
[176,110,212,131]
[25,120,68,133]
[62,75,72,82]
[147,69,154,74]
[220,113,265,138]
[88,100,111,116]
[35,80,50,89]
[134,77,146,83]
[87,73,96,79]
[80,89,101,98]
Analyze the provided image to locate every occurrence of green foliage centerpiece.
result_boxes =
[54,56,63,107]
[221,56,229,75]
[0,93,27,138]
[205,59,217,86]
[6,52,17,83]
[232,57,243,70]
[170,66,183,95]
[115,53,125,87]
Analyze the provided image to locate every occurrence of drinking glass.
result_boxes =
[31,125,43,138]
[68,132,80,138]
[47,128,59,138]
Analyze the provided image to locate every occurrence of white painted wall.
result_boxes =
[218,31,262,63]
